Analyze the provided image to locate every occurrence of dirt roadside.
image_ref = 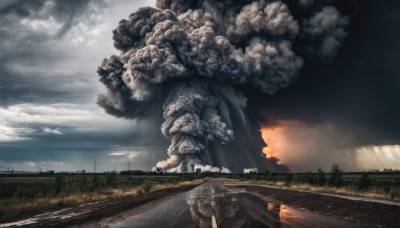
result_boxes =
[5,184,201,228]
[231,183,400,227]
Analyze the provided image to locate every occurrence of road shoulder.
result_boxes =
[2,183,203,228]
[228,181,400,227]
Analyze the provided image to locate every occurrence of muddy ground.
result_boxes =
[235,183,400,227]
[10,185,199,228]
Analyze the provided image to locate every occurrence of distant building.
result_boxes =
[196,168,201,173]
[243,168,258,174]
[190,164,195,173]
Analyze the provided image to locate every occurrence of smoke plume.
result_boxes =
[97,0,350,172]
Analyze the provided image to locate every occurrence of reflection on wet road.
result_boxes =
[114,179,357,228]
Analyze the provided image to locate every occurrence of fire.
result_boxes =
[260,125,288,162]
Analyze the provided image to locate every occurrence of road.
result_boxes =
[114,179,357,228]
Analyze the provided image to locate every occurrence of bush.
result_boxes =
[328,164,343,187]
[357,172,371,191]
[316,168,326,186]
[141,182,153,192]
[78,176,88,192]
[54,176,64,194]
[136,188,144,194]
[106,175,115,186]
[304,172,315,185]
[292,172,315,185]
[389,187,400,199]
[13,187,23,200]
[394,177,400,187]
[285,173,293,183]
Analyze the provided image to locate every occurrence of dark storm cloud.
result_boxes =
[0,128,169,171]
[0,0,174,172]
[0,71,97,105]
[0,0,106,37]
[0,103,170,171]
[0,0,104,49]
[256,1,400,155]
[0,0,106,106]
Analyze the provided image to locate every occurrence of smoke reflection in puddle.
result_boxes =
[186,189,356,228]
[266,202,297,222]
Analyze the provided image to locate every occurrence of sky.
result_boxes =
[0,0,399,173]
[0,0,164,172]
[257,0,400,172]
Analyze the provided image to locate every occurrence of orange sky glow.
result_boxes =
[260,121,400,172]
[260,125,289,163]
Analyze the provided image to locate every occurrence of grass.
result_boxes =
[234,179,400,202]
[2,169,399,223]
[0,175,206,223]
[224,165,400,203]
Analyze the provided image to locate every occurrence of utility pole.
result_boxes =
[128,159,131,171]
[93,161,96,173]
[37,165,39,173]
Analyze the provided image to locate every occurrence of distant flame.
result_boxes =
[260,125,288,162]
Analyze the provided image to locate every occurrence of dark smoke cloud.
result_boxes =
[98,0,352,172]
[253,1,400,171]
[299,6,349,63]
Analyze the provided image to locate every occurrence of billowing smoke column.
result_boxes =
[97,0,350,172]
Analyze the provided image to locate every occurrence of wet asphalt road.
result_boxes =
[114,179,357,228]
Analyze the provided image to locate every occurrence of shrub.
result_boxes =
[285,173,293,183]
[54,176,64,194]
[106,175,115,186]
[304,172,315,185]
[316,168,326,186]
[292,172,314,185]
[357,172,371,191]
[136,188,144,194]
[13,187,23,200]
[78,176,88,192]
[389,187,400,199]
[141,182,153,192]
[394,177,400,187]
[328,164,343,187]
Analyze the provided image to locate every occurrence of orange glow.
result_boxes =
[261,125,288,162]
[266,202,302,221]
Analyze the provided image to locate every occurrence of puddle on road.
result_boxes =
[185,191,357,228]
[187,181,352,227]
[267,202,297,222]
[116,180,360,228]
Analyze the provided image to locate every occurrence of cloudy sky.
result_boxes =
[0,0,399,173]
[0,0,167,172]
[256,1,400,172]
